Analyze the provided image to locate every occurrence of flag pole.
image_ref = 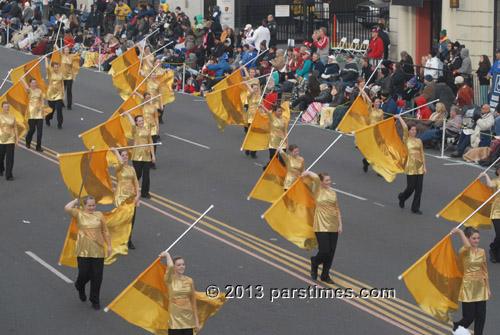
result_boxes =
[258,68,274,105]
[306,134,343,171]
[135,63,161,91]
[77,146,95,200]
[119,94,162,116]
[483,155,500,174]
[113,143,163,150]
[453,188,500,231]
[164,205,214,253]
[0,69,12,91]
[240,73,271,85]
[360,60,382,94]
[54,21,63,49]
[19,49,59,81]
[398,99,440,116]
[152,40,175,56]
[242,48,269,68]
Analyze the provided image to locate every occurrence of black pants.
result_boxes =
[152,135,158,155]
[243,124,256,157]
[75,257,104,304]
[264,149,286,169]
[157,108,164,124]
[47,100,63,127]
[64,80,73,108]
[455,301,486,335]
[312,232,339,280]
[129,206,136,242]
[26,119,43,149]
[0,143,14,179]
[490,219,500,259]
[133,160,151,196]
[398,174,423,212]
[168,329,194,335]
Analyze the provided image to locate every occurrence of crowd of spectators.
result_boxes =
[2,0,500,162]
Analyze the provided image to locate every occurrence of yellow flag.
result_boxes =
[263,179,318,250]
[401,236,463,323]
[109,96,142,138]
[438,179,493,229]
[337,96,370,133]
[58,150,115,204]
[158,69,175,104]
[355,117,407,182]
[213,70,243,91]
[113,61,145,100]
[107,258,228,334]
[110,47,140,76]
[248,154,287,203]
[206,83,247,131]
[51,50,82,77]
[0,81,29,137]
[59,203,135,267]
[10,58,48,93]
[241,111,270,151]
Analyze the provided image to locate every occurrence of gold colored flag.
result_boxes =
[10,58,48,93]
[262,179,318,250]
[158,70,175,104]
[59,203,135,267]
[107,258,228,334]
[401,236,463,323]
[51,50,81,77]
[241,110,270,151]
[213,70,244,91]
[355,117,407,182]
[110,47,140,76]
[438,179,493,229]
[58,150,114,204]
[206,83,247,131]
[113,61,145,100]
[0,81,29,137]
[109,96,142,138]
[248,154,287,203]
[337,96,370,133]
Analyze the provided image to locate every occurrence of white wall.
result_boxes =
[388,5,416,61]
[164,0,204,21]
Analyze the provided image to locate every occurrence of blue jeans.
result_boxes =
[417,129,441,143]
[90,27,101,37]
[455,133,470,154]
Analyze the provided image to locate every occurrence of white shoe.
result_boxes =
[452,326,471,335]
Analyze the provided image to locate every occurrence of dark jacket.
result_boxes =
[391,71,406,95]
[314,90,332,103]
[361,64,374,85]
[311,59,325,74]
[382,97,398,118]
[88,10,104,28]
[430,82,455,111]
[339,60,359,83]
[377,29,390,59]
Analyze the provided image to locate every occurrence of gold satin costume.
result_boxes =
[369,107,383,125]
[47,68,64,101]
[0,113,17,144]
[131,126,153,162]
[27,88,44,119]
[155,66,166,78]
[310,174,341,232]
[142,54,155,75]
[280,152,305,189]
[164,266,198,330]
[114,162,139,207]
[268,114,287,149]
[246,92,259,124]
[490,179,500,219]
[458,246,489,302]
[146,79,161,109]
[403,127,424,175]
[67,208,110,258]
[142,103,159,136]
[61,54,74,80]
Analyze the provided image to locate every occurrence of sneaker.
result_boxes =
[450,151,461,158]
[75,283,86,302]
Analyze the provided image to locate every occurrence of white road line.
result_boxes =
[6,79,13,83]
[254,162,264,167]
[443,162,467,166]
[374,202,386,207]
[332,188,367,201]
[194,99,206,102]
[164,132,210,149]
[25,251,73,284]
[74,103,104,114]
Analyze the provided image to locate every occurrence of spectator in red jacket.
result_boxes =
[454,76,473,107]
[366,29,384,60]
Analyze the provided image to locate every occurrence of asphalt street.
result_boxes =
[1,46,499,335]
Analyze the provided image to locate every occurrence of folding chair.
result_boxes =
[358,40,370,56]
[346,38,360,55]
[331,37,347,57]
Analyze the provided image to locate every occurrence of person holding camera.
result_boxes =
[451,104,494,158]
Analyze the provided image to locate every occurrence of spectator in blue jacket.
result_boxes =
[139,3,155,19]
[338,53,358,86]
[381,90,398,118]
[487,49,500,80]
[0,0,11,18]
[241,43,258,68]
[206,53,231,88]
[311,52,325,75]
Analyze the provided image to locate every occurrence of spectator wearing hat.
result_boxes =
[457,48,472,82]
[255,40,269,64]
[437,29,451,60]
[402,77,421,103]
[245,19,270,50]
[377,23,390,60]
[267,14,277,47]
[296,50,312,80]
[241,43,258,68]
[312,27,329,64]
[366,29,383,60]
[321,55,340,82]
[338,53,358,86]
[244,24,254,41]
[259,60,272,75]
[418,75,437,103]
[88,4,104,37]
[114,0,131,25]
[206,54,231,88]
[454,76,473,107]
[424,50,439,80]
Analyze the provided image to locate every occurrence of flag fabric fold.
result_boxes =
[109,96,141,138]
[59,203,135,267]
[107,258,228,334]
[401,236,463,323]
[337,96,370,133]
[0,81,29,137]
[50,50,81,77]
[157,70,175,104]
[262,179,318,250]
[438,179,493,229]
[113,61,145,100]
[109,47,140,76]
[355,117,407,182]
[58,150,115,204]
[213,70,244,91]
[206,82,247,131]
[10,58,48,93]
[248,154,287,203]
